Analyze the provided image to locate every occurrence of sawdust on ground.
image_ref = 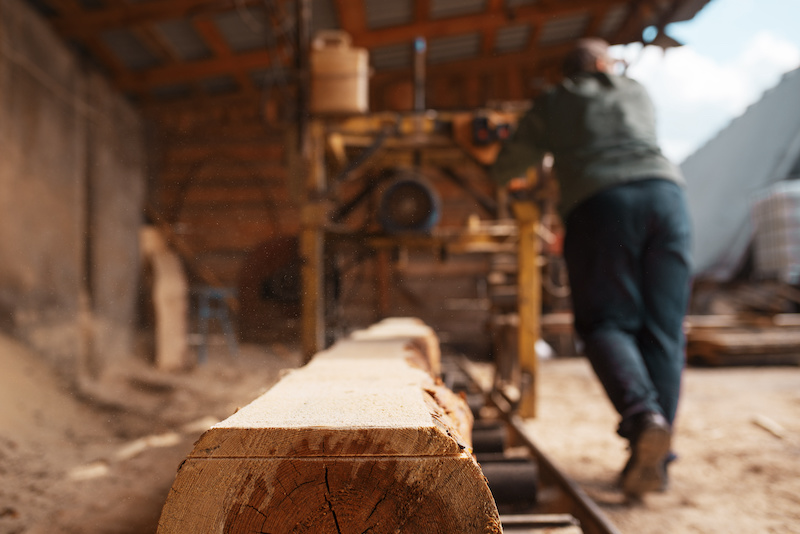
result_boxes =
[526,357,800,533]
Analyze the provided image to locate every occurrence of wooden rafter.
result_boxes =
[348,0,625,47]
[333,0,366,35]
[481,0,504,55]
[110,0,625,92]
[414,0,430,22]
[34,0,707,110]
[192,17,257,95]
[117,46,288,91]
[583,4,613,37]
[52,0,251,37]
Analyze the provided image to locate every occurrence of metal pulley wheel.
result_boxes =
[378,170,441,234]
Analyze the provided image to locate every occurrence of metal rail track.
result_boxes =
[453,356,622,534]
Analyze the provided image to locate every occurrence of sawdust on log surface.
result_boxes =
[1,332,799,533]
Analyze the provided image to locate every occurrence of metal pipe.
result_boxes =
[413,36,426,112]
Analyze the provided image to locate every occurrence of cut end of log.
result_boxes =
[158,318,501,534]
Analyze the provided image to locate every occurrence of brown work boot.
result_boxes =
[619,412,672,497]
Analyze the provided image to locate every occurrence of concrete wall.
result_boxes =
[0,0,145,376]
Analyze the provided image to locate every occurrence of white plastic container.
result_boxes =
[310,30,369,114]
[751,181,800,284]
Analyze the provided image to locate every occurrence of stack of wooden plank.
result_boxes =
[685,314,800,366]
[157,318,501,533]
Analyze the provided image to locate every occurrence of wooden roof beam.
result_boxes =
[414,0,430,22]
[333,0,367,35]
[583,5,613,37]
[480,0,504,55]
[142,42,571,115]
[350,0,625,49]
[116,45,293,91]
[192,17,258,96]
[372,42,573,84]
[44,0,131,79]
[52,0,262,37]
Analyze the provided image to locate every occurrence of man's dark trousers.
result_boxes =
[563,178,692,440]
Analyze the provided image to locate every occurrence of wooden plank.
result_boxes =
[687,327,800,366]
[158,319,501,533]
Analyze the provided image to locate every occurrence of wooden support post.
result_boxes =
[300,204,325,363]
[513,201,541,418]
[301,119,327,362]
[158,318,501,533]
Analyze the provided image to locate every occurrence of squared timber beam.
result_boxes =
[157,318,501,533]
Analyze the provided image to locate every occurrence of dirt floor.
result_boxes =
[1,331,799,534]
[525,357,800,533]
[0,333,303,534]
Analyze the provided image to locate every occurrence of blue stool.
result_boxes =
[195,286,239,364]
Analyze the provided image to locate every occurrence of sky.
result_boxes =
[609,0,800,163]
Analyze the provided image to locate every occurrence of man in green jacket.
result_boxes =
[491,38,692,497]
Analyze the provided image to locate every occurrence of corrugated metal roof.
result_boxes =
[154,19,211,62]
[430,0,486,19]
[428,33,480,64]
[682,68,800,279]
[537,12,590,47]
[311,0,339,33]
[364,0,412,29]
[370,42,412,71]
[494,24,530,53]
[597,4,629,39]
[101,29,161,71]
[214,8,269,53]
[19,0,713,106]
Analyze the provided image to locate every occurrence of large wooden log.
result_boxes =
[158,318,501,533]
